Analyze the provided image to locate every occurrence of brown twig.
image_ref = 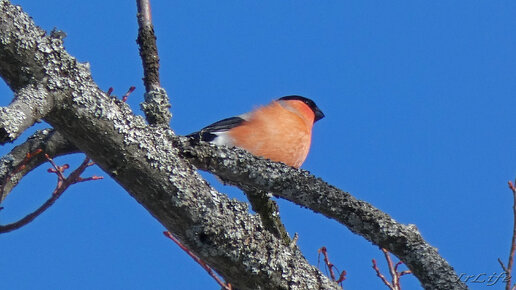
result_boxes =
[163,231,232,290]
[317,246,346,286]
[500,179,516,290]
[373,258,393,289]
[383,248,398,288]
[105,86,135,102]
[395,261,412,278]
[372,248,412,290]
[0,154,102,233]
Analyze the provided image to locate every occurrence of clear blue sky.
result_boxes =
[1,1,516,289]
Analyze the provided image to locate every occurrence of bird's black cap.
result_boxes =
[278,95,325,122]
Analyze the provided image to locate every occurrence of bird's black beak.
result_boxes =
[314,107,325,122]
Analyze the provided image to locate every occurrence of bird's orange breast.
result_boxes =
[227,101,313,168]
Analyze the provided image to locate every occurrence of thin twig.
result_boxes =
[500,258,510,273]
[319,247,337,281]
[509,180,516,289]
[500,179,516,290]
[122,86,136,102]
[163,231,232,290]
[0,155,102,233]
[398,270,412,278]
[317,246,346,286]
[382,248,398,287]
[0,129,79,203]
[372,258,393,289]
[372,248,412,290]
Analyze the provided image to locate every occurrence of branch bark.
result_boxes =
[0,129,78,202]
[0,1,467,289]
[0,86,53,144]
[175,137,466,289]
[242,186,291,244]
[136,0,171,126]
[0,8,70,143]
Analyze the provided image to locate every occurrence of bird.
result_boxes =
[187,95,324,168]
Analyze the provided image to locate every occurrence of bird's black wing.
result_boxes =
[187,116,246,142]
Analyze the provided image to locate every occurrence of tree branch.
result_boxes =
[0,2,338,288]
[500,179,516,290]
[0,86,53,144]
[0,1,466,289]
[136,0,159,91]
[164,231,232,290]
[0,155,101,233]
[174,136,467,289]
[0,129,78,202]
[136,0,171,126]
[0,9,70,144]
[242,186,291,244]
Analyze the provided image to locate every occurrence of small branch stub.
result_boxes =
[243,187,291,244]
[140,88,172,126]
[372,248,412,290]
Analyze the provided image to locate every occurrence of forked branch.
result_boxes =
[372,248,412,290]
[0,129,78,202]
[0,155,102,234]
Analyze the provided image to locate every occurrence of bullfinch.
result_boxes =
[188,95,324,168]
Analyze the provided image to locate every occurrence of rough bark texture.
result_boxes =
[0,1,467,289]
[0,129,78,202]
[136,0,171,126]
[176,137,465,289]
[243,186,291,244]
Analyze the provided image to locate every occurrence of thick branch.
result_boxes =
[0,1,466,289]
[0,129,78,202]
[0,2,338,288]
[0,86,53,144]
[175,137,467,290]
[0,10,70,143]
